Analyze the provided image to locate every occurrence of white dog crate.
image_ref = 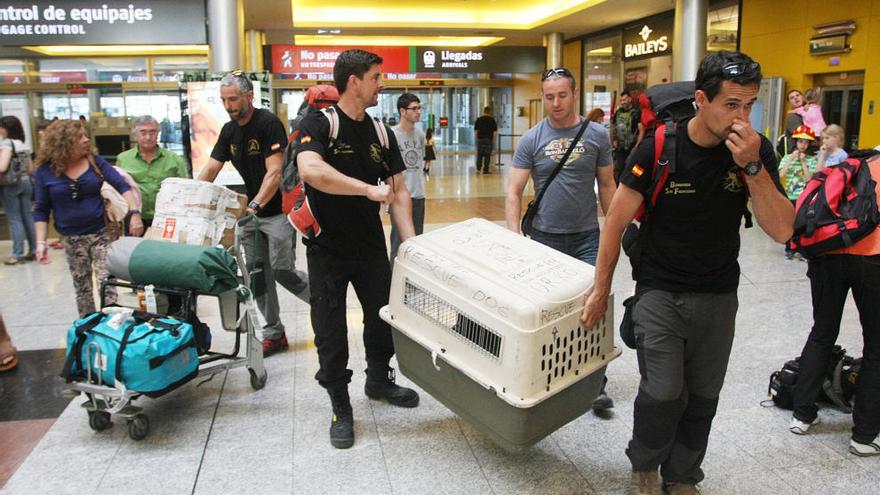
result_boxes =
[380,218,620,451]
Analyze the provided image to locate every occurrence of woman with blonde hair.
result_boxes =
[32,120,142,316]
[817,124,848,170]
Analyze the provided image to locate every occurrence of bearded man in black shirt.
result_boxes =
[294,49,419,450]
[581,51,794,495]
[199,71,309,357]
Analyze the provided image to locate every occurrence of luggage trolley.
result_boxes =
[64,228,267,441]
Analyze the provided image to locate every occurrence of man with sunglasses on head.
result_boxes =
[580,51,793,495]
[389,93,427,266]
[506,66,617,413]
[198,71,310,357]
[293,49,419,450]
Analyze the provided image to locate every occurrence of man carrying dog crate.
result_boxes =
[293,49,419,450]
[505,66,617,414]
[581,51,794,494]
[198,71,310,357]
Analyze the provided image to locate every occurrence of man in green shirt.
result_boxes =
[117,115,188,230]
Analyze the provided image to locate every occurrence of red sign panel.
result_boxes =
[271,45,411,74]
[439,116,449,128]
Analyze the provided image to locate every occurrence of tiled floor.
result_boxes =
[1,153,877,494]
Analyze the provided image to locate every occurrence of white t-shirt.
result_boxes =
[391,125,426,199]
[0,138,32,175]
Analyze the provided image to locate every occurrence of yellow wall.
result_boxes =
[563,40,583,115]
[740,0,880,147]
[512,72,542,137]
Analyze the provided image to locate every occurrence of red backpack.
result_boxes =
[787,154,880,257]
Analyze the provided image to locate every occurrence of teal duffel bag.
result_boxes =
[62,312,199,397]
[106,237,238,295]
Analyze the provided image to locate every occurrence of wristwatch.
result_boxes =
[743,160,763,176]
[129,209,141,216]
[248,200,263,213]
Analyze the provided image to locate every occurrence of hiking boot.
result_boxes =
[328,387,354,449]
[630,470,661,495]
[663,481,701,495]
[261,335,289,357]
[365,365,419,408]
[592,391,614,413]
[789,416,819,435]
[849,435,880,457]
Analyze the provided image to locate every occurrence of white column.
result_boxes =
[245,29,265,72]
[207,0,245,72]
[543,32,564,69]
[673,0,708,81]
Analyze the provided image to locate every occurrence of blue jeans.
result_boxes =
[529,227,600,265]
[1,178,36,258]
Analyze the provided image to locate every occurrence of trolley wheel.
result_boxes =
[88,411,112,432]
[249,369,268,390]
[128,415,150,441]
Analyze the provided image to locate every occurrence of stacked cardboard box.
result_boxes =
[146,178,247,247]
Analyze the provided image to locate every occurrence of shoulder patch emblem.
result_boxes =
[631,164,644,177]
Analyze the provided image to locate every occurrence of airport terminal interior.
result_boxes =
[2,0,880,493]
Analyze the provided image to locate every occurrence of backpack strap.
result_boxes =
[642,123,673,222]
[320,106,341,142]
[371,117,390,149]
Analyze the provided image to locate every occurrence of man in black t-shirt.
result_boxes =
[581,52,794,494]
[473,106,497,174]
[199,71,309,357]
[294,49,419,450]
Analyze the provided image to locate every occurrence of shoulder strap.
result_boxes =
[60,312,104,381]
[371,118,390,148]
[87,155,105,183]
[320,106,340,142]
[641,124,672,222]
[531,118,590,213]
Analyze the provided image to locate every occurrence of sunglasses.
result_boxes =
[69,179,81,200]
[722,61,760,77]
[542,67,574,81]
[228,69,254,91]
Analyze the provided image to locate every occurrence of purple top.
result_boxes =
[33,155,131,236]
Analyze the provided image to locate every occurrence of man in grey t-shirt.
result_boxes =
[505,67,616,413]
[390,93,427,264]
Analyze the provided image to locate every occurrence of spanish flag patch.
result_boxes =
[300,135,312,144]
[271,143,281,151]
[632,164,644,177]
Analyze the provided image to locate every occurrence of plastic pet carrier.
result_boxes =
[380,218,619,451]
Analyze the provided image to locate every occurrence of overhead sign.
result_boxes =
[414,46,545,73]
[0,0,206,45]
[270,45,546,75]
[271,45,410,74]
[623,16,673,60]
[810,34,851,55]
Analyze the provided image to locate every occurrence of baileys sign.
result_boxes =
[623,15,673,61]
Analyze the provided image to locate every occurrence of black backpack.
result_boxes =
[767,345,859,411]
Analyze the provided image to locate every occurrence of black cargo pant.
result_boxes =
[627,289,738,485]
[794,254,880,445]
[306,247,395,390]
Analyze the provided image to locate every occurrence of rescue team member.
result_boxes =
[199,71,310,356]
[581,51,794,495]
[505,66,617,414]
[295,49,419,449]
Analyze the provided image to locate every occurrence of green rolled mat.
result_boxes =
[107,237,238,295]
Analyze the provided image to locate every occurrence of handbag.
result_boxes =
[0,140,27,186]
[88,156,129,223]
[520,118,590,237]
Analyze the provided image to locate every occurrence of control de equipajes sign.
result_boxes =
[0,0,206,45]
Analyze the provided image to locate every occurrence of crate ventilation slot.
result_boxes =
[403,280,502,358]
[540,321,606,388]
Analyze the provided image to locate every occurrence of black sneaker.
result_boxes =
[592,391,614,412]
[365,367,420,408]
[330,410,354,449]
